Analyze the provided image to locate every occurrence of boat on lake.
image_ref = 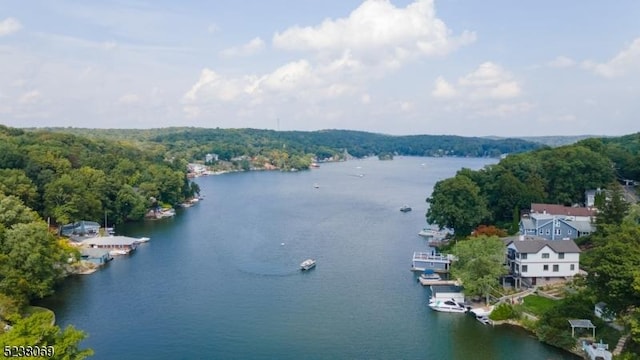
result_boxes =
[300,259,316,271]
[417,269,442,285]
[134,237,151,243]
[400,205,412,212]
[428,298,468,313]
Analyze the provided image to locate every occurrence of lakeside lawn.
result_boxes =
[521,294,557,316]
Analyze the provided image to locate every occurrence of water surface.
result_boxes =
[41,157,577,359]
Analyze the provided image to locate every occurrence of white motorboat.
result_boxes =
[428,298,468,313]
[134,237,150,243]
[476,315,492,325]
[300,259,316,271]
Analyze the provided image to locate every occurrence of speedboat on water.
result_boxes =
[300,259,316,271]
[428,298,468,313]
[400,205,412,212]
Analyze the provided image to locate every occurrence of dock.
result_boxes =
[418,278,459,286]
[411,252,455,273]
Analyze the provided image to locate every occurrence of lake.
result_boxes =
[39,156,578,359]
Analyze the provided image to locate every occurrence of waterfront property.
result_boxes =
[411,252,455,272]
[430,284,465,304]
[80,248,113,266]
[60,220,101,237]
[81,235,139,254]
[504,236,581,288]
[520,203,596,241]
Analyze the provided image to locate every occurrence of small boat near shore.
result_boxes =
[400,205,412,212]
[134,237,151,243]
[300,259,316,271]
[428,298,468,313]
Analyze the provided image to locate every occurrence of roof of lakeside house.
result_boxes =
[80,248,111,257]
[82,236,139,247]
[531,203,596,217]
[430,285,463,294]
[521,215,595,233]
[505,237,581,254]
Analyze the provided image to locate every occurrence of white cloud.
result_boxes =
[459,62,521,99]
[547,56,575,68]
[118,93,141,105]
[18,90,42,104]
[220,37,265,57]
[361,93,371,104]
[432,76,456,98]
[433,62,521,101]
[0,18,22,36]
[584,37,640,78]
[273,0,474,67]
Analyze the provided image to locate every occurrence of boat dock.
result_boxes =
[411,252,455,273]
[418,278,459,286]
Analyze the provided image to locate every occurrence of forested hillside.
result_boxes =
[0,125,198,227]
[41,127,542,162]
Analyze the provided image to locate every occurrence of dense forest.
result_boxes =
[41,127,543,162]
[425,132,640,356]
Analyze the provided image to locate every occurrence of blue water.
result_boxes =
[40,157,577,359]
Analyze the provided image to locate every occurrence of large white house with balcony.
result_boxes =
[504,235,581,288]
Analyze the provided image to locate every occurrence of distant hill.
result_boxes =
[484,135,601,147]
[34,127,543,160]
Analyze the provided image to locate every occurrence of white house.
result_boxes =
[505,236,581,288]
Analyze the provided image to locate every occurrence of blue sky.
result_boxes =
[1,0,639,136]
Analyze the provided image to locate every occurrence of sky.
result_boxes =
[1,0,639,137]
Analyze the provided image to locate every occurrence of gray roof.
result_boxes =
[82,236,138,246]
[81,248,111,257]
[506,238,581,254]
[431,285,463,295]
[564,220,595,233]
[520,218,535,230]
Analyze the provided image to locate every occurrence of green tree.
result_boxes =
[426,175,490,237]
[585,223,640,313]
[450,235,507,303]
[596,182,630,226]
[0,222,66,301]
[0,311,93,359]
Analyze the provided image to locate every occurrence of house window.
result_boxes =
[558,253,565,259]
[538,230,543,235]
[515,264,519,272]
[546,229,550,235]
[554,220,560,227]
[542,253,549,259]
[522,265,528,273]
[543,265,549,271]
[570,264,575,271]
[553,264,559,272]
[568,230,572,235]
[554,229,561,235]
[521,253,527,260]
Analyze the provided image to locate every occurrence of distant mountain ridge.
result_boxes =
[485,135,602,147]
[33,127,542,159]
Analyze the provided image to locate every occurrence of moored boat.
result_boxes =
[300,259,316,271]
[428,298,468,313]
[400,205,412,212]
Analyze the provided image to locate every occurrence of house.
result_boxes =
[80,248,112,266]
[430,285,464,304]
[504,235,581,288]
[520,213,595,240]
[60,221,101,237]
[530,203,596,220]
[82,236,139,254]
